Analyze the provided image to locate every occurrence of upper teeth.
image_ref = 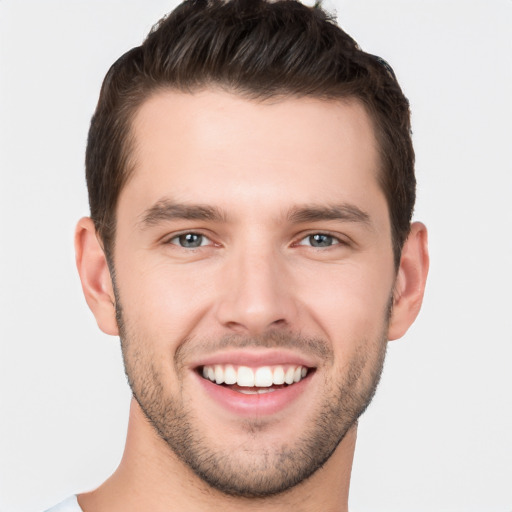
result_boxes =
[202,364,308,387]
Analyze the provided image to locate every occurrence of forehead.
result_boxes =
[121,89,386,222]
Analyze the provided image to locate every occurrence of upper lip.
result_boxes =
[190,349,318,370]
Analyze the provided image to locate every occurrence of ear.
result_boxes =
[74,217,119,336]
[388,222,429,341]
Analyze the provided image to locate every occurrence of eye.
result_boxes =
[298,233,341,248]
[168,232,211,248]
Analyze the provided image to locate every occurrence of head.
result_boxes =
[76,0,428,502]
[86,0,415,269]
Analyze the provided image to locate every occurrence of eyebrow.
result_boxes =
[138,199,372,229]
[139,199,227,228]
[287,204,372,226]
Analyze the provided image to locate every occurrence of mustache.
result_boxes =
[174,330,334,368]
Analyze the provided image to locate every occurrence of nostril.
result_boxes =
[224,321,248,333]
[223,318,288,334]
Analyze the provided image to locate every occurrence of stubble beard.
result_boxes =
[115,291,389,498]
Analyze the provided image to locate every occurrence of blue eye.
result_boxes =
[299,233,340,248]
[169,233,209,248]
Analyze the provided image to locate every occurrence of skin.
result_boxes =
[75,90,429,512]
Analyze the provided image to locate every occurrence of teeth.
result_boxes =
[238,388,259,395]
[257,388,276,394]
[237,366,255,387]
[201,364,310,388]
[273,366,285,385]
[238,388,276,395]
[214,365,224,384]
[224,364,237,385]
[284,367,295,385]
[254,367,273,387]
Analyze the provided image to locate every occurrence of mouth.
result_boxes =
[192,349,318,416]
[198,363,314,395]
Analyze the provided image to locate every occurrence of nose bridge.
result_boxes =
[215,236,296,334]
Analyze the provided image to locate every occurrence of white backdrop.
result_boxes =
[0,1,511,511]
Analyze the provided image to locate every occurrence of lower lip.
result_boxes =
[196,372,313,417]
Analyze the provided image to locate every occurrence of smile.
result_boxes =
[193,350,317,416]
[201,364,309,392]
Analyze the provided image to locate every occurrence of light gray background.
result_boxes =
[1,1,511,511]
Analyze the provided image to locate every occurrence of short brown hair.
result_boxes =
[86,0,415,266]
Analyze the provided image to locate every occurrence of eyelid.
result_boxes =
[293,231,349,247]
[161,229,350,248]
[164,230,216,247]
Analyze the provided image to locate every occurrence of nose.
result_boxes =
[214,244,299,335]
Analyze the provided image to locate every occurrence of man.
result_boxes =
[50,0,429,510]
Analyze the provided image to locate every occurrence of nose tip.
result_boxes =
[214,253,297,335]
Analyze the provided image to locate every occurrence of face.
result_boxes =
[112,90,396,497]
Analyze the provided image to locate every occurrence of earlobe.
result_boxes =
[74,217,119,336]
[388,222,429,341]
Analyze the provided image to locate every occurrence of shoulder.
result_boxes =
[43,496,82,512]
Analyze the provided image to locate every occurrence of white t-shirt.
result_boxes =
[43,494,355,511]
[45,496,354,512]
[44,496,82,512]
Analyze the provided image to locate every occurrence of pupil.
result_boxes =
[180,233,202,247]
[311,234,332,247]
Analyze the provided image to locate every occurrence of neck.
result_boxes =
[78,399,356,512]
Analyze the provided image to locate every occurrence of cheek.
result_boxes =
[297,261,394,345]
[114,256,219,345]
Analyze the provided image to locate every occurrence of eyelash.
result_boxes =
[165,231,347,250]
[167,232,213,249]
[295,232,345,248]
